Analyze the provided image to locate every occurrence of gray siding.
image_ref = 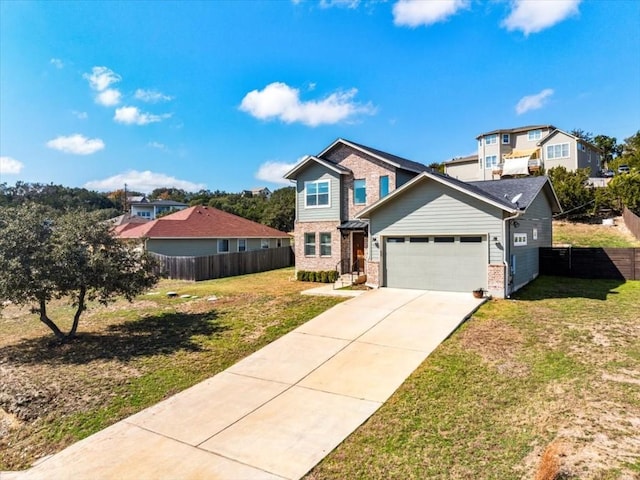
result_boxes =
[147,237,290,257]
[509,191,553,291]
[295,163,341,222]
[367,180,504,264]
[395,170,417,188]
[147,239,220,256]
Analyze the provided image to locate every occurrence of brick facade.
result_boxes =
[294,221,342,272]
[324,145,397,221]
[487,263,505,298]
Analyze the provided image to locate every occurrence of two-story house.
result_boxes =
[283,138,431,277]
[285,138,561,298]
[445,125,602,181]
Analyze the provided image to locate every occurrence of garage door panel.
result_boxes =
[384,236,487,292]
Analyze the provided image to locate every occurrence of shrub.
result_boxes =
[295,270,339,283]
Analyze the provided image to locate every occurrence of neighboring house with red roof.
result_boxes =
[117,205,291,257]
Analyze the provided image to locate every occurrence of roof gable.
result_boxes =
[117,205,290,239]
[538,128,602,152]
[357,172,561,219]
[283,155,350,180]
[319,138,431,174]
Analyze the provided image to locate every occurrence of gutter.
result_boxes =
[502,210,524,298]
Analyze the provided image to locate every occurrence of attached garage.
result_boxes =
[356,172,561,298]
[383,235,488,291]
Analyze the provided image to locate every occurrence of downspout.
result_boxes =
[502,209,524,298]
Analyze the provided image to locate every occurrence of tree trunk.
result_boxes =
[38,297,66,341]
[68,286,86,339]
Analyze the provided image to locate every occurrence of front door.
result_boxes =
[352,232,365,272]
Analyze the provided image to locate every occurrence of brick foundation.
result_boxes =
[488,263,505,298]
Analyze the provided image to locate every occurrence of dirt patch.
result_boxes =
[460,318,529,377]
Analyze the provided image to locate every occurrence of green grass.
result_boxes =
[553,220,640,247]
[306,277,640,480]
[0,268,344,470]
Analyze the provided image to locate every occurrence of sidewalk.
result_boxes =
[9,288,485,480]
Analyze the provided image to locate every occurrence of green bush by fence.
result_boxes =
[296,270,339,283]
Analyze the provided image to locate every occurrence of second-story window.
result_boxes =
[354,179,366,204]
[305,180,330,207]
[485,155,498,169]
[379,176,389,198]
[528,129,542,141]
[502,134,510,144]
[485,134,497,145]
[546,143,569,159]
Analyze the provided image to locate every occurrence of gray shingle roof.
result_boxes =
[337,139,432,174]
[468,176,550,210]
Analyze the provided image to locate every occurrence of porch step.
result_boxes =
[333,273,366,290]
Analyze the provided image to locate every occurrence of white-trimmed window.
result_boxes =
[320,232,332,256]
[546,143,570,159]
[277,238,282,247]
[485,155,498,169]
[305,180,330,207]
[304,233,316,256]
[354,179,366,205]
[379,175,389,198]
[528,129,542,141]
[136,211,151,218]
[218,239,230,253]
[261,239,269,249]
[485,134,497,145]
[502,133,510,144]
[238,239,247,252]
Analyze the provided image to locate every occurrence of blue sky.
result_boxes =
[1,0,639,194]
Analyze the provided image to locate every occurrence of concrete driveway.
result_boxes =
[12,288,485,480]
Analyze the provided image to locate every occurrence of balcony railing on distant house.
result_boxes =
[493,149,542,177]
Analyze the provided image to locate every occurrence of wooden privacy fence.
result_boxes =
[150,246,294,281]
[540,247,640,280]
[623,207,640,241]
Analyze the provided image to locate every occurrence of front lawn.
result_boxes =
[0,268,343,470]
[306,277,640,479]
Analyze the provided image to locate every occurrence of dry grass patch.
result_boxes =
[553,218,640,247]
[0,268,343,470]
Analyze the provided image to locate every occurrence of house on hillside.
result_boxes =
[117,205,291,256]
[445,125,602,181]
[242,187,272,198]
[283,138,432,275]
[285,139,561,298]
[130,198,188,220]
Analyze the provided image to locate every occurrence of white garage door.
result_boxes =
[383,235,488,291]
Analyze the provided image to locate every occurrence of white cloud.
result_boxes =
[96,88,122,107]
[255,161,299,185]
[239,82,375,127]
[134,89,173,103]
[515,88,554,115]
[114,106,171,125]
[83,66,121,92]
[0,156,24,175]
[46,134,105,155]
[72,110,88,120]
[147,141,168,151]
[393,0,469,27]
[84,170,205,193]
[320,0,360,9]
[502,0,581,35]
[50,58,64,69]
